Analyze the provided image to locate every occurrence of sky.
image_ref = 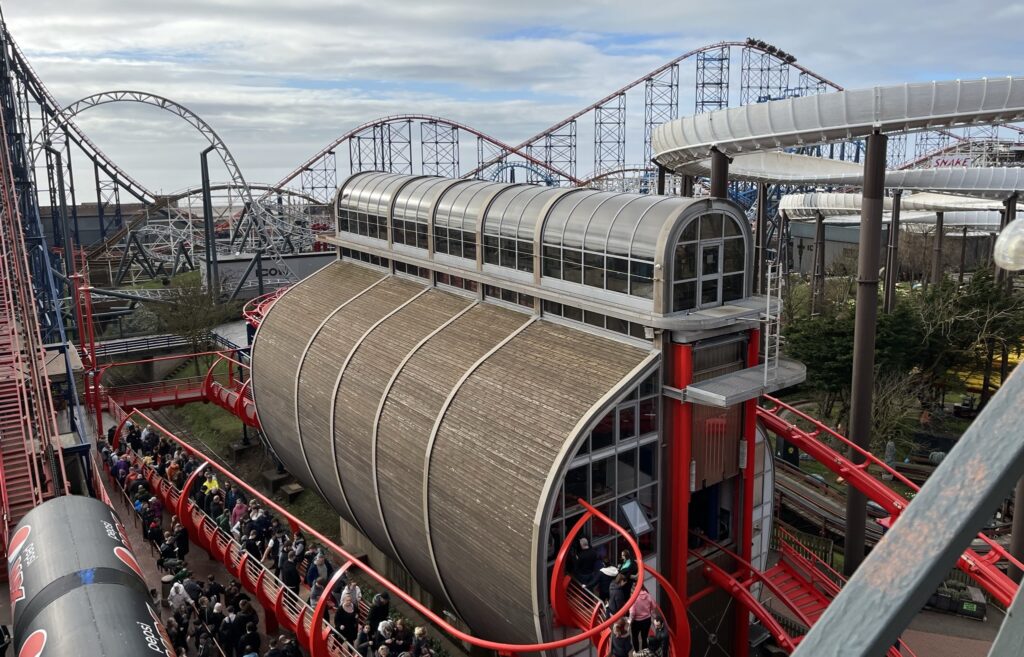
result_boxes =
[7,0,1024,194]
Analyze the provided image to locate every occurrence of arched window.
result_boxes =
[672,213,746,312]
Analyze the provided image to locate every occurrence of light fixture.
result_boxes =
[994,218,1024,270]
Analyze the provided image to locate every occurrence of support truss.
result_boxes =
[594,94,626,176]
[300,150,336,204]
[740,46,790,104]
[644,65,679,165]
[695,46,730,113]
[421,121,459,178]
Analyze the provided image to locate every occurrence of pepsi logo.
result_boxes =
[7,525,31,563]
[18,629,45,657]
[9,555,25,612]
[114,546,145,580]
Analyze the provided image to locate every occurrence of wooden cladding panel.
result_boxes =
[334,291,473,553]
[428,322,647,642]
[375,304,526,597]
[252,262,382,482]
[297,276,423,516]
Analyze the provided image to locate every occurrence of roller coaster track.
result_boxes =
[757,395,1021,607]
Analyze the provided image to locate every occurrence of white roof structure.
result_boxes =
[652,77,1024,199]
[778,191,1011,230]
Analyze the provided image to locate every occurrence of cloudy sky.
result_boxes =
[7,1,1024,193]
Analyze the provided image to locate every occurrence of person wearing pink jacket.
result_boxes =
[628,588,655,651]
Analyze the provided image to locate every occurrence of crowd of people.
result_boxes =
[102,422,438,657]
[571,537,670,657]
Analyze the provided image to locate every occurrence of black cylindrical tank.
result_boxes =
[7,495,174,656]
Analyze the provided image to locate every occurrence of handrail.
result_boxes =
[242,287,287,328]
[108,402,663,654]
[759,395,1023,606]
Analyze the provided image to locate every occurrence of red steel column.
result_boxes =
[735,328,761,657]
[668,343,693,611]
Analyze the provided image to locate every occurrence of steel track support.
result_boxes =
[844,131,887,576]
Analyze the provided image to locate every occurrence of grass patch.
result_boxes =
[288,489,342,542]
[165,402,244,456]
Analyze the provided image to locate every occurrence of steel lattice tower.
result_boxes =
[644,65,679,164]
[913,131,952,161]
[420,121,459,178]
[542,120,577,182]
[740,47,790,104]
[695,47,730,113]
[594,94,626,176]
[300,150,337,203]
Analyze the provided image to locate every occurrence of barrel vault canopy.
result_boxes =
[251,259,656,643]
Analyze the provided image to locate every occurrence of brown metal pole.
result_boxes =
[681,175,694,197]
[709,148,729,199]
[844,131,887,577]
[755,182,767,295]
[656,164,666,196]
[812,211,826,315]
[931,211,945,285]
[883,190,902,313]
[958,224,968,285]
[997,193,1018,284]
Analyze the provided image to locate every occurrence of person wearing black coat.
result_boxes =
[334,596,360,644]
[610,622,632,657]
[235,622,260,657]
[607,574,629,617]
[366,593,391,636]
[595,565,618,602]
[649,617,669,657]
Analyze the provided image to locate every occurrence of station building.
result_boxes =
[250,172,804,649]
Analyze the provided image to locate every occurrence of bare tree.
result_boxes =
[147,276,238,374]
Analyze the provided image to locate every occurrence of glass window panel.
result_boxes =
[565,466,588,509]
[500,238,517,268]
[517,293,534,309]
[638,520,657,554]
[591,411,615,451]
[630,322,646,340]
[702,279,719,304]
[607,257,629,294]
[517,242,534,273]
[675,242,697,281]
[700,213,723,239]
[701,244,721,275]
[483,234,499,264]
[584,252,604,288]
[630,260,654,299]
[674,281,696,312]
[639,371,658,397]
[618,405,636,440]
[591,502,616,540]
[584,310,605,328]
[484,285,501,299]
[639,398,658,435]
[606,316,629,335]
[551,484,564,520]
[592,458,615,503]
[723,215,742,237]
[638,485,658,518]
[394,224,406,245]
[564,305,583,322]
[723,273,745,302]
[501,288,517,304]
[542,300,563,316]
[638,443,657,486]
[575,436,590,457]
[724,238,745,274]
[436,272,450,286]
[543,246,561,278]
[617,449,637,491]
[463,239,476,261]
[563,249,583,283]
[681,219,698,242]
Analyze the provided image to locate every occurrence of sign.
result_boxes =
[931,155,976,168]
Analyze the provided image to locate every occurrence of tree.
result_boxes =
[147,275,238,374]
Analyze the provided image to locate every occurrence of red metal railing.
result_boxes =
[242,287,288,329]
[107,400,673,655]
[758,395,1021,607]
[0,99,69,552]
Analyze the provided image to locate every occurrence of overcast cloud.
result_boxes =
[7,1,1024,193]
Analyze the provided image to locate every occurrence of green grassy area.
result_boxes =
[166,402,242,456]
[287,489,342,542]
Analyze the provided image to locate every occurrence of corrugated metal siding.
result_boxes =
[252,262,384,482]
[375,304,526,596]
[691,337,746,489]
[334,291,473,554]
[297,276,423,517]
[428,323,647,641]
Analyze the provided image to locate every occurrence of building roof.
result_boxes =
[251,259,657,643]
